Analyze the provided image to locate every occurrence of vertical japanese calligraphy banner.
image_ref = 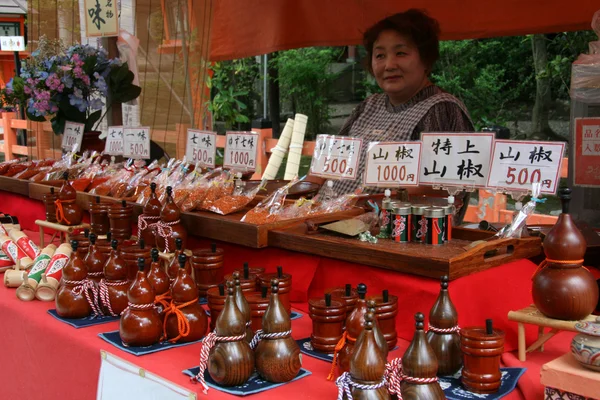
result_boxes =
[574,118,600,187]
[419,133,494,188]
[83,0,119,37]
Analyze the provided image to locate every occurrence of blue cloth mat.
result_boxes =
[47,309,119,328]
[296,337,398,363]
[98,330,204,356]
[199,298,207,305]
[442,368,526,400]
[182,367,311,396]
[205,309,303,320]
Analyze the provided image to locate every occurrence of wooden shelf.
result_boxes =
[0,175,29,196]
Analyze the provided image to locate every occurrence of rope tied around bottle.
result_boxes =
[138,215,160,238]
[162,297,199,343]
[63,278,103,317]
[249,329,292,349]
[98,279,129,316]
[125,302,156,312]
[54,199,76,225]
[335,372,386,400]
[190,330,247,393]
[155,219,181,253]
[327,331,357,381]
[427,324,460,334]
[154,291,172,313]
[385,357,439,398]
[532,258,586,280]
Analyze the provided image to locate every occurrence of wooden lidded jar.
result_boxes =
[309,293,345,353]
[43,187,58,223]
[532,187,599,320]
[89,196,110,235]
[461,320,504,394]
[373,289,399,349]
[207,283,226,331]
[233,263,265,291]
[108,200,133,241]
[119,239,151,281]
[191,243,224,298]
[258,266,292,315]
[330,284,358,323]
[55,171,83,226]
[225,262,258,292]
[246,286,270,332]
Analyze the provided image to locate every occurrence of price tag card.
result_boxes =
[123,127,151,159]
[185,129,217,168]
[419,133,494,188]
[103,126,123,156]
[223,131,259,171]
[61,121,85,152]
[364,142,421,187]
[310,135,363,180]
[487,140,565,194]
[574,118,600,187]
[0,36,25,51]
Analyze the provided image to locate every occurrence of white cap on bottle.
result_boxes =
[515,201,523,211]
[384,189,391,197]
[327,180,333,188]
[448,195,455,204]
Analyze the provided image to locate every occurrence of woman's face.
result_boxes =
[371,30,430,104]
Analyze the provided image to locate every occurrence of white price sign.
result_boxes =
[103,126,123,155]
[419,133,494,188]
[0,36,25,51]
[223,131,259,171]
[487,140,565,194]
[364,142,421,187]
[185,129,217,168]
[123,127,151,159]
[61,121,84,152]
[310,135,363,180]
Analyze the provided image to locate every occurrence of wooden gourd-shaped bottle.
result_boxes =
[141,182,162,247]
[100,239,129,316]
[165,253,208,343]
[147,248,171,321]
[120,257,162,347]
[158,186,187,253]
[255,278,302,383]
[56,171,83,226]
[233,271,254,343]
[400,313,445,400]
[208,281,255,386]
[426,275,462,375]
[532,187,599,320]
[167,238,191,281]
[84,233,106,284]
[349,312,390,400]
[367,300,389,357]
[56,240,92,318]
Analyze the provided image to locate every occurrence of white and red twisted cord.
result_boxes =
[98,279,129,316]
[125,302,156,312]
[64,278,103,317]
[385,357,439,399]
[138,215,160,239]
[249,329,292,350]
[427,324,460,334]
[155,219,180,253]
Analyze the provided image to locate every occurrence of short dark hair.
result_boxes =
[363,9,440,74]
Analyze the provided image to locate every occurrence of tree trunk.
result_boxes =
[268,52,281,138]
[531,34,558,139]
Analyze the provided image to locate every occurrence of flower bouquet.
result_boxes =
[0,37,141,135]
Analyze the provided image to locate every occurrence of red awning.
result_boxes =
[209,0,599,61]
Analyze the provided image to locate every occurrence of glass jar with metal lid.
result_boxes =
[424,207,446,245]
[411,205,428,243]
[379,197,394,238]
[391,205,412,243]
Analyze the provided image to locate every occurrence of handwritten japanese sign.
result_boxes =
[574,118,600,187]
[123,127,151,159]
[223,131,259,171]
[103,126,123,156]
[487,140,565,194]
[310,135,363,180]
[364,142,421,187]
[0,36,25,51]
[84,0,119,37]
[186,129,217,168]
[419,133,494,188]
[61,121,85,152]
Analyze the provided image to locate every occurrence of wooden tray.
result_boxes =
[0,175,30,196]
[268,225,542,280]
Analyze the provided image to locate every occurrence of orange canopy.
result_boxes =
[209,0,599,61]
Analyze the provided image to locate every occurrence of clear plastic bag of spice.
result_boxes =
[199,170,235,210]
[208,176,265,215]
[179,168,222,212]
[278,197,315,220]
[310,188,363,216]
[240,177,299,224]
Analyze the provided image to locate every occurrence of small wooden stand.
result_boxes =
[507,304,597,362]
[34,220,90,247]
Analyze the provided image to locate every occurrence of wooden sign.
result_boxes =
[61,121,84,152]
[487,140,564,194]
[84,0,119,38]
[103,126,123,156]
[364,141,421,187]
[185,129,217,168]
[310,135,363,180]
[223,131,259,171]
[123,127,151,159]
[574,118,600,187]
[419,133,494,188]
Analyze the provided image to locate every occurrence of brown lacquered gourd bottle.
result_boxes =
[367,300,389,358]
[141,182,162,247]
[255,279,302,383]
[233,271,254,343]
[165,254,208,343]
[349,312,390,400]
[84,233,106,284]
[426,275,462,375]
[55,240,91,318]
[55,172,83,226]
[147,248,170,321]
[158,186,187,253]
[532,188,599,320]
[167,238,191,280]
[208,281,255,386]
[99,239,129,316]
[120,258,162,347]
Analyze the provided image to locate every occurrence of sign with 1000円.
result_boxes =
[61,121,85,152]
[223,131,259,171]
[310,135,363,180]
[103,126,123,156]
[363,141,421,187]
[123,127,151,159]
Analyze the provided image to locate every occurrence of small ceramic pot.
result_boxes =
[571,317,600,372]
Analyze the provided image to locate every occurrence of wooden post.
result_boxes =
[2,112,15,160]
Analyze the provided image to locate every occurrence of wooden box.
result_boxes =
[0,175,29,196]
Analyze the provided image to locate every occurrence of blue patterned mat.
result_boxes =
[98,330,204,356]
[442,368,526,400]
[48,309,119,328]
[296,337,398,363]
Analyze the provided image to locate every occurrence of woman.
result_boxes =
[311,9,474,223]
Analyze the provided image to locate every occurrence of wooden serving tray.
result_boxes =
[0,175,30,196]
[268,225,542,280]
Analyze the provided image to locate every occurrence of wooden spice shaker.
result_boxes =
[460,319,504,394]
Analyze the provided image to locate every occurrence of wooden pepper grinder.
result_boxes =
[427,275,462,375]
[84,233,106,284]
[120,257,162,347]
[147,248,171,322]
[400,313,445,400]
[207,283,226,331]
[226,262,257,292]
[374,289,399,349]
[139,182,162,247]
[191,243,224,298]
[55,171,83,226]
[367,300,389,357]
[255,278,302,383]
[330,283,358,325]
[233,271,254,343]
[164,254,208,343]
[246,286,271,332]
[99,239,129,316]
[532,187,599,320]
[55,240,94,318]
[309,293,345,353]
[89,196,110,235]
[461,319,504,393]
[167,238,191,281]
[157,186,187,253]
[108,200,133,241]
[339,312,390,400]
[43,187,58,223]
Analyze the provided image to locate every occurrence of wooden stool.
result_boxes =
[35,220,90,247]
[541,353,600,399]
[507,304,596,362]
